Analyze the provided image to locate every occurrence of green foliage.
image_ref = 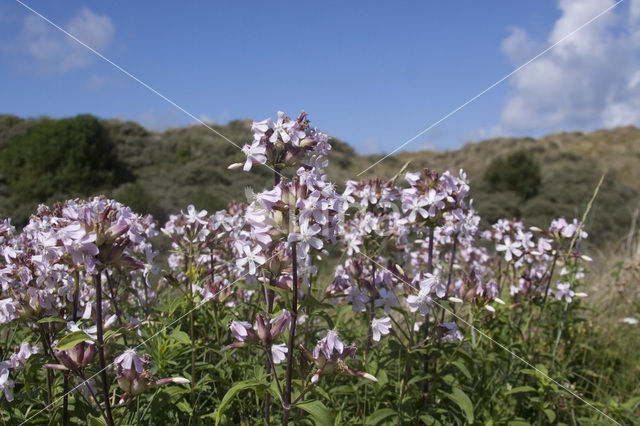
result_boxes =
[483,150,542,200]
[176,143,191,164]
[112,182,163,220]
[0,114,129,203]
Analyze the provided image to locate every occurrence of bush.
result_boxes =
[484,150,542,200]
[0,115,129,202]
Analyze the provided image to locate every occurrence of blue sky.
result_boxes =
[1,0,639,154]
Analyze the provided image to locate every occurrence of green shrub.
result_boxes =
[484,150,542,200]
[0,114,130,202]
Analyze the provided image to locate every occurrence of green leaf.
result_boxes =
[103,327,128,344]
[506,386,537,395]
[621,395,640,410]
[419,414,441,425]
[445,387,474,424]
[87,414,107,426]
[365,408,397,425]
[170,328,191,345]
[451,360,472,381]
[215,379,266,425]
[176,400,192,413]
[295,400,334,426]
[56,330,92,351]
[37,316,66,324]
[167,297,185,317]
[543,408,556,422]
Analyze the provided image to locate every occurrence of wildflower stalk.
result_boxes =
[422,226,434,400]
[265,345,284,403]
[283,242,298,425]
[551,300,569,368]
[265,167,281,423]
[38,326,62,419]
[264,276,275,423]
[63,273,80,426]
[79,371,110,424]
[440,236,458,323]
[94,273,115,426]
[209,255,221,343]
[568,173,604,254]
[365,259,376,357]
[399,315,415,401]
[62,374,69,426]
[186,249,196,410]
[106,273,128,347]
[537,251,559,320]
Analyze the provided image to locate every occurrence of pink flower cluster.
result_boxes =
[0,197,157,326]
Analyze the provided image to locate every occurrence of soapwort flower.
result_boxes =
[114,349,189,398]
[300,330,377,385]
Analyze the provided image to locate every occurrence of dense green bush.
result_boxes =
[483,150,542,200]
[0,115,130,203]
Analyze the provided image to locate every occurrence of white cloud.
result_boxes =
[4,7,114,74]
[497,0,640,134]
[501,27,538,65]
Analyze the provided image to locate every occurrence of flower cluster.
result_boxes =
[162,201,248,305]
[0,342,39,402]
[301,330,377,384]
[114,349,189,401]
[229,111,331,172]
[0,197,157,326]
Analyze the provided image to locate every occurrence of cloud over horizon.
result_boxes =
[2,7,114,74]
[497,0,640,136]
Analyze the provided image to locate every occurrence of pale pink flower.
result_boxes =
[240,142,267,171]
[371,317,392,342]
[0,369,13,402]
[496,236,522,262]
[271,344,288,364]
[114,349,147,374]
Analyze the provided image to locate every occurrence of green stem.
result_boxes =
[264,277,275,423]
[185,248,196,415]
[551,301,569,368]
[95,273,115,426]
[422,226,434,400]
[440,236,458,323]
[283,242,298,425]
[365,260,376,357]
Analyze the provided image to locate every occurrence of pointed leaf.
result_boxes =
[295,400,334,426]
[506,386,536,395]
[366,407,397,425]
[37,316,66,324]
[56,330,93,351]
[445,387,474,423]
[170,328,191,345]
[215,379,266,425]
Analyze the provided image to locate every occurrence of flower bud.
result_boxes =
[55,350,77,371]
[68,342,85,365]
[81,343,96,367]
[255,315,270,345]
[117,376,132,393]
[270,313,289,339]
[298,137,314,148]
[281,183,297,207]
[130,377,147,396]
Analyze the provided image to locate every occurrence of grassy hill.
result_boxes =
[0,114,638,248]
